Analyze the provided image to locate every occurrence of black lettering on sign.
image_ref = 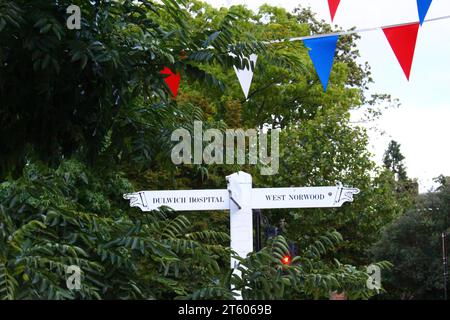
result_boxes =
[153,197,187,204]
[265,195,286,201]
[289,194,325,201]
[189,196,224,203]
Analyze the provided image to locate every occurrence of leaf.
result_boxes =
[40,24,52,34]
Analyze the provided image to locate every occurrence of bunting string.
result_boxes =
[264,14,450,44]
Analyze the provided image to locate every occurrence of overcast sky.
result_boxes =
[205,0,450,192]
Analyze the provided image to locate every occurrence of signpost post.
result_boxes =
[123,171,360,299]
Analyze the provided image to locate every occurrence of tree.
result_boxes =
[0,0,262,178]
[383,140,407,182]
[1,0,174,175]
[371,176,450,299]
[382,140,418,209]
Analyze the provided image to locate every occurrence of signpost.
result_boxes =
[123,171,360,298]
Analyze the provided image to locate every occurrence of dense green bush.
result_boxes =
[0,161,388,299]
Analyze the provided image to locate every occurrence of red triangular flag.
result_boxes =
[328,0,341,22]
[160,67,180,98]
[382,23,420,80]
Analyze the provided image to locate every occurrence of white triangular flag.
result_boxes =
[232,54,258,99]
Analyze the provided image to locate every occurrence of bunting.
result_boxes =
[328,0,341,22]
[382,23,420,80]
[155,6,450,98]
[232,54,258,99]
[303,35,339,91]
[160,67,181,98]
[417,0,433,25]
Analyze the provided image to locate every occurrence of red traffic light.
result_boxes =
[281,255,292,265]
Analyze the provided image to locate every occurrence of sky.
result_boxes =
[205,0,450,192]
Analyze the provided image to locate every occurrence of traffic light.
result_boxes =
[281,255,292,265]
[281,242,298,266]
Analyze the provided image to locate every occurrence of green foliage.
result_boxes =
[147,1,403,296]
[1,0,409,300]
[186,235,390,300]
[381,140,417,210]
[383,140,407,181]
[0,160,391,300]
[256,119,403,265]
[1,0,167,174]
[0,0,264,178]
[371,177,450,299]
[0,160,230,299]
[164,3,402,268]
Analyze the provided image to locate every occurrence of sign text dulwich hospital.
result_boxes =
[153,196,225,205]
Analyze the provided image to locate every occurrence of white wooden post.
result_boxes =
[226,171,253,299]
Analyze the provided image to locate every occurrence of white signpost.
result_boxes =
[123,171,360,298]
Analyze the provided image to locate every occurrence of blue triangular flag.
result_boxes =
[417,0,433,25]
[303,35,339,91]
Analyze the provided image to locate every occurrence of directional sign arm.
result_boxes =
[123,189,230,212]
[251,184,360,209]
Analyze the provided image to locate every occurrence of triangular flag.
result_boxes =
[417,0,433,25]
[328,0,341,22]
[233,54,258,99]
[382,23,420,80]
[160,67,180,98]
[303,35,339,91]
